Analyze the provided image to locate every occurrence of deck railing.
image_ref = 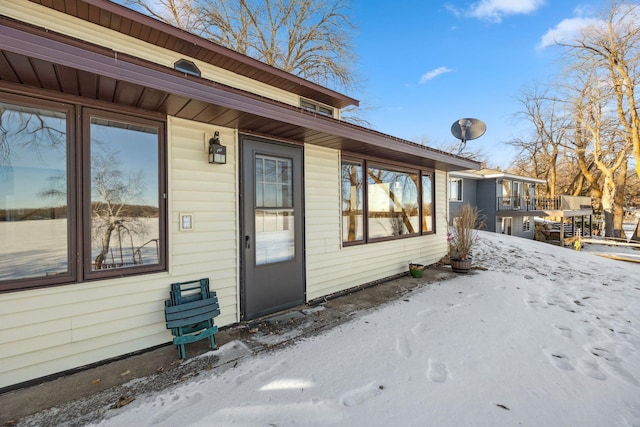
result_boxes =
[497,196,560,211]
[496,195,591,212]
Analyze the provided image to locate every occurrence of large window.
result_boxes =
[0,100,71,284]
[341,159,434,244]
[0,94,166,292]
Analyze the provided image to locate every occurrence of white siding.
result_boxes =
[304,145,448,301]
[0,117,239,388]
[1,0,301,107]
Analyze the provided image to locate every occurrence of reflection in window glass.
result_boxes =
[341,161,363,242]
[90,117,160,271]
[449,178,462,201]
[422,174,434,233]
[255,155,294,265]
[0,102,69,280]
[255,210,294,264]
[367,167,418,239]
[256,155,292,208]
[502,180,512,197]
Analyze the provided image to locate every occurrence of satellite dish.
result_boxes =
[450,118,486,145]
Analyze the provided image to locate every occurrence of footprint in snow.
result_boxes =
[149,391,204,425]
[395,335,412,358]
[411,322,428,336]
[545,351,574,371]
[578,357,606,381]
[339,381,383,407]
[554,325,573,338]
[427,359,449,383]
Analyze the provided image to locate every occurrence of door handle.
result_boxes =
[245,235,251,249]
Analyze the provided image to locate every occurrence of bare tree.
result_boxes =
[123,0,358,94]
[570,70,631,237]
[91,148,149,269]
[558,1,640,180]
[509,86,571,197]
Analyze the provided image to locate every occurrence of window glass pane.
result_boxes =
[256,155,292,208]
[502,180,512,197]
[0,102,69,281]
[300,100,316,112]
[318,106,334,117]
[513,182,522,209]
[367,167,418,239]
[255,210,294,265]
[449,178,462,201]
[341,161,363,242]
[422,174,434,233]
[90,117,160,271]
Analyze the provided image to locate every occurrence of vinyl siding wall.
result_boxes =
[2,0,301,108]
[0,117,239,389]
[304,145,448,301]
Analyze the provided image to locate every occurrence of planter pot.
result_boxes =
[450,258,472,274]
[409,263,425,278]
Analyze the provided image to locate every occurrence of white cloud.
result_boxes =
[419,66,454,84]
[537,17,601,50]
[464,0,546,23]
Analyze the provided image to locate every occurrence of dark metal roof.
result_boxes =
[0,5,480,171]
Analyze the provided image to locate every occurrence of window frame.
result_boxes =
[300,98,334,118]
[449,178,463,202]
[341,156,435,246]
[82,108,167,281]
[0,93,77,291]
[422,172,435,235]
[0,91,167,292]
[341,159,365,244]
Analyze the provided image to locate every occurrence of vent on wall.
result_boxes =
[174,59,201,77]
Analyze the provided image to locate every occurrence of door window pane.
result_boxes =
[256,155,292,208]
[255,210,294,265]
[255,155,294,264]
[0,102,69,280]
[341,161,363,242]
[89,117,160,271]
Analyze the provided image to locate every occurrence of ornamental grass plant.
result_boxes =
[449,203,485,261]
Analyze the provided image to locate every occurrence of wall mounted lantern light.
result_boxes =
[208,131,226,164]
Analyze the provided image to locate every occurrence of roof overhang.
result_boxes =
[450,169,546,183]
[0,14,480,172]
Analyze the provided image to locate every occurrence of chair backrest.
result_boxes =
[169,278,211,306]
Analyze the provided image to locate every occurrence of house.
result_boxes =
[448,169,593,241]
[0,0,480,390]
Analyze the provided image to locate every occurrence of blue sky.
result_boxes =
[350,0,603,167]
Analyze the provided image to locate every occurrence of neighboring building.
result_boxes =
[448,169,593,240]
[0,0,480,389]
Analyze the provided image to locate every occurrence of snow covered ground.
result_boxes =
[92,231,639,427]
